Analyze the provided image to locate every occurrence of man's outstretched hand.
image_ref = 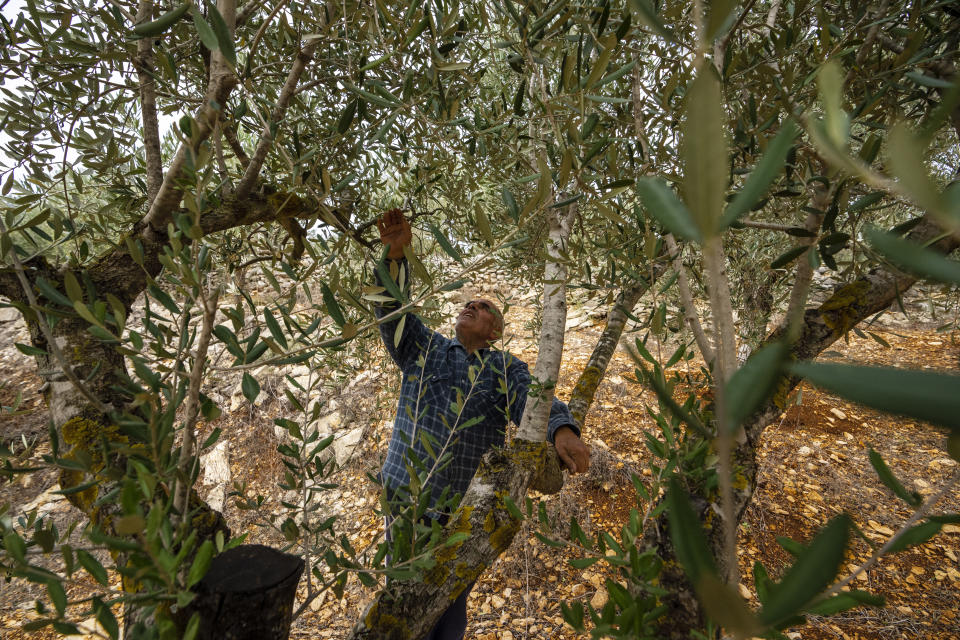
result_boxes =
[554,426,590,474]
[377,208,411,260]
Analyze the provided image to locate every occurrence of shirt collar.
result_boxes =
[451,337,489,360]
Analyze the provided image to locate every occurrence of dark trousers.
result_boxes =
[422,581,472,640]
[384,513,473,640]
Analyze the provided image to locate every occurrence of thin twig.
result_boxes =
[106,0,136,23]
[665,234,715,367]
[172,285,221,528]
[60,113,83,258]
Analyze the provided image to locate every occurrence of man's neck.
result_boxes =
[455,335,490,355]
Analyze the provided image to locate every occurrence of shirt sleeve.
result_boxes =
[373,257,435,370]
[503,353,580,443]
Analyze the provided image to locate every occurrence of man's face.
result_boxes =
[454,299,503,347]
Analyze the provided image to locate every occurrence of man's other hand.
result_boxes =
[377,208,412,260]
[554,426,590,474]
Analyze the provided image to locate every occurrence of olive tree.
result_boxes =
[1,0,959,638]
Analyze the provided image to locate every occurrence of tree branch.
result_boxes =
[222,122,251,168]
[714,0,758,73]
[783,183,829,338]
[736,219,797,232]
[566,270,663,430]
[745,213,960,449]
[763,0,782,36]
[134,0,163,204]
[665,234,716,368]
[516,199,577,441]
[246,0,291,65]
[702,232,739,584]
[139,0,239,239]
[631,59,652,168]
[847,0,890,85]
[213,124,233,194]
[234,30,323,198]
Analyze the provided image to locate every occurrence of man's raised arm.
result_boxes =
[373,209,432,369]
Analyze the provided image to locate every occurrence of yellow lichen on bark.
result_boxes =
[363,602,409,640]
[569,364,603,425]
[819,281,870,336]
[59,416,127,516]
[484,491,522,553]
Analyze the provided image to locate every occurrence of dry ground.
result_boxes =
[1,296,959,640]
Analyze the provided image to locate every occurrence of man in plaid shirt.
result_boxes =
[375,210,590,640]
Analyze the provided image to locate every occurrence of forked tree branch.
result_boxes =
[140,0,239,238]
[234,37,320,198]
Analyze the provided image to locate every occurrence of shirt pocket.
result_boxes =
[406,348,450,384]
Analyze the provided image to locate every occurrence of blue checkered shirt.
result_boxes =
[375,259,578,503]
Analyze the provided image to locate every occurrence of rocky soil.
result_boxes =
[1,269,959,639]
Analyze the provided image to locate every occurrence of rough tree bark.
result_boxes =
[350,204,578,639]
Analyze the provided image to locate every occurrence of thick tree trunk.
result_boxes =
[351,204,578,638]
[646,215,960,637]
[0,258,232,637]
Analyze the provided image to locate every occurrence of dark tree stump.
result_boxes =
[186,544,304,640]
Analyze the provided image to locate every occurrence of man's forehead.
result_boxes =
[470,298,501,314]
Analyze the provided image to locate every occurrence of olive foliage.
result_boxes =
[1,0,959,637]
